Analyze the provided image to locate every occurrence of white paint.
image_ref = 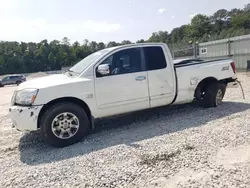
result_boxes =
[9,106,43,131]
[145,44,176,108]
[95,71,150,117]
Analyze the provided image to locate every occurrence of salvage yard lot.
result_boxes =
[0,73,250,188]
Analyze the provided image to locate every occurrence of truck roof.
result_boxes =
[106,43,166,51]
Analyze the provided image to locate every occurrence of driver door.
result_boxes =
[94,47,150,117]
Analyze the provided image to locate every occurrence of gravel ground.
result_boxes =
[0,73,250,188]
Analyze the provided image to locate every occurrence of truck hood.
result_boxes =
[18,74,86,90]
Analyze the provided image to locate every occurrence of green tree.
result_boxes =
[232,13,250,29]
[148,31,170,43]
[97,42,106,50]
[89,41,98,52]
[212,9,228,20]
[171,25,186,43]
[62,37,70,46]
[121,40,132,45]
[212,20,226,34]
[229,8,243,16]
[136,39,145,43]
[190,14,212,40]
[0,55,5,75]
[107,41,119,47]
[244,3,250,13]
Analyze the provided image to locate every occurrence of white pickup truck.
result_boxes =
[9,43,238,147]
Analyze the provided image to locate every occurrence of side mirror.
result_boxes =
[97,64,110,76]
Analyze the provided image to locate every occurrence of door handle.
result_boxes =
[135,76,146,81]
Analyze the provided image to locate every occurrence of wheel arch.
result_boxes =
[38,97,93,130]
[194,77,218,99]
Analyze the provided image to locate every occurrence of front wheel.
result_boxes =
[40,102,90,147]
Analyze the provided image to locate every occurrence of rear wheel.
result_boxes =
[197,82,226,108]
[16,81,21,86]
[40,102,90,147]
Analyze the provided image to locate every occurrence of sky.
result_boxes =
[0,0,250,44]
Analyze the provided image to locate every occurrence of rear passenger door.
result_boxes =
[143,46,176,108]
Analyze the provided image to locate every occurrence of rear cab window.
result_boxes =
[143,46,167,71]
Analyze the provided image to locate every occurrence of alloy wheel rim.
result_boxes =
[51,112,80,139]
[216,89,223,105]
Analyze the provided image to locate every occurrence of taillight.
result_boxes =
[230,62,236,74]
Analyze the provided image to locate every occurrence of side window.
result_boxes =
[102,55,113,66]
[3,76,9,81]
[143,46,167,71]
[97,48,142,77]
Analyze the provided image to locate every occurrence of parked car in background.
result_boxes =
[0,75,26,87]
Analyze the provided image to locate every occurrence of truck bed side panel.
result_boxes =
[174,59,235,104]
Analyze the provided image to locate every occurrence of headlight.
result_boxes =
[14,89,39,106]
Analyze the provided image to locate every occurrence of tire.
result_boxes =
[201,83,226,108]
[40,102,90,147]
[0,84,3,88]
[16,81,21,86]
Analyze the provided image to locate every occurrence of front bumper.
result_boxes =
[8,105,43,131]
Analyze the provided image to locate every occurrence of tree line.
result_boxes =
[1,4,250,75]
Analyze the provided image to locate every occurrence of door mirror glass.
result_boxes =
[97,64,110,75]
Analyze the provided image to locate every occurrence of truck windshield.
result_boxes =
[69,49,109,74]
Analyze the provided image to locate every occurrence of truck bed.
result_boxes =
[174,58,232,68]
[173,58,236,105]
